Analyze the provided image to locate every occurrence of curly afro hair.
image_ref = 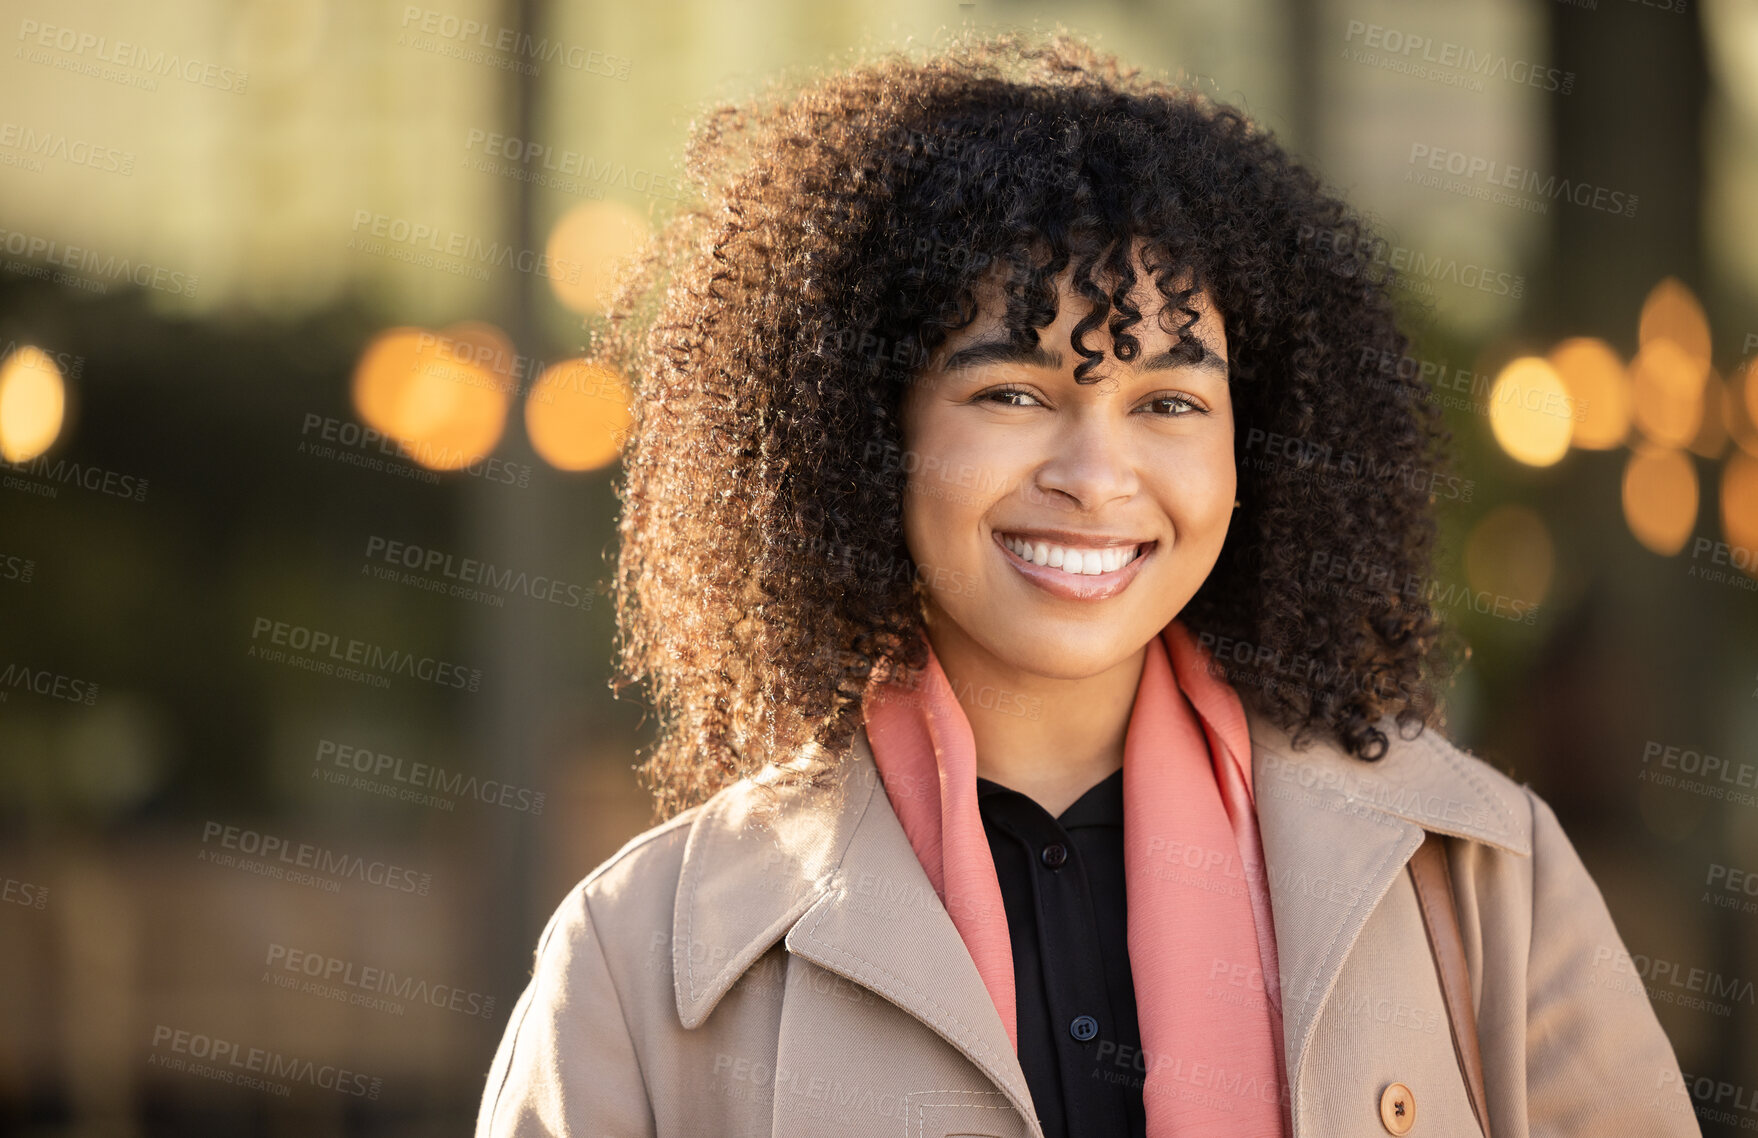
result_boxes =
[595,28,1467,823]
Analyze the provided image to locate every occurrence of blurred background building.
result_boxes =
[1,0,1755,1133]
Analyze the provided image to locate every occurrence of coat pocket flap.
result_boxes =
[903,1089,1030,1138]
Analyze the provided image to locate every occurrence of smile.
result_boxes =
[993,531,1157,601]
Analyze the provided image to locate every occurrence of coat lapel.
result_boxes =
[782,761,1039,1132]
[672,727,1038,1134]
[1244,706,1532,1129]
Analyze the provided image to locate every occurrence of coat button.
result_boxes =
[1069,1015,1099,1041]
[1041,843,1068,868]
[1379,1082,1416,1134]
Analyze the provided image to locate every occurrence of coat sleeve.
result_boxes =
[474,884,659,1138]
[1522,786,1703,1136]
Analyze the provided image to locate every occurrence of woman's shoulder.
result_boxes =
[550,754,864,953]
[1399,717,1544,845]
[575,801,704,905]
[1365,718,1626,931]
[1248,706,1541,857]
[1403,719,1590,868]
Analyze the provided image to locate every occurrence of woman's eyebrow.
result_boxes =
[940,335,1229,378]
[941,339,1063,373]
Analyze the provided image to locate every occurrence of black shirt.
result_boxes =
[975,767,1147,1138]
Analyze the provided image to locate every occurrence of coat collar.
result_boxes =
[672,705,1532,1134]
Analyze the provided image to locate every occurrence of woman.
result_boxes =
[475,30,1699,1138]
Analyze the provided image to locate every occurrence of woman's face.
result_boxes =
[898,242,1236,681]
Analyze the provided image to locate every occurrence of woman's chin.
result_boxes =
[970,629,1150,684]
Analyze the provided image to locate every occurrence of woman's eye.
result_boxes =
[1143,394,1206,416]
[979,386,1042,407]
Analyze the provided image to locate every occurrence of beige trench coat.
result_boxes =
[474,707,1702,1137]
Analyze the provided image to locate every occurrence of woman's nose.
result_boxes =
[1029,412,1140,509]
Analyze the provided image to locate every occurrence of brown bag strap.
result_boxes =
[1408,830,1492,1138]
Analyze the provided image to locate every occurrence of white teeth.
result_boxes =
[1002,536,1143,577]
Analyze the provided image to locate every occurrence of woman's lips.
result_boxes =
[992,532,1157,601]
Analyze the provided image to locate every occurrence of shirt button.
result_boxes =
[1069,1015,1099,1041]
[1040,843,1068,869]
[1378,1082,1416,1135]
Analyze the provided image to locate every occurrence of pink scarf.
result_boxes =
[862,618,1288,1136]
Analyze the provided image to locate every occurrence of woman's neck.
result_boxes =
[920,613,1148,818]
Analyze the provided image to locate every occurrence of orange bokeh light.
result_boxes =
[1629,338,1706,448]
[0,345,66,463]
[1488,357,1573,466]
[1638,276,1712,377]
[544,201,649,315]
[351,325,510,470]
[525,359,632,472]
[1721,451,1758,577]
[1621,444,1698,555]
[1688,366,1729,459]
[1547,337,1629,450]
